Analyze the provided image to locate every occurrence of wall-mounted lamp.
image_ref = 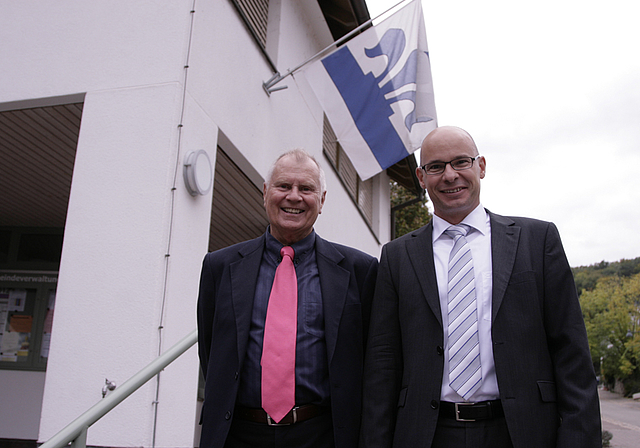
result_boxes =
[183,150,213,196]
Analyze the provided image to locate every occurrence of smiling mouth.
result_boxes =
[282,207,304,214]
[442,187,464,194]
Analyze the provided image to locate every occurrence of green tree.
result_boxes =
[572,257,640,294]
[580,273,640,395]
[390,181,431,238]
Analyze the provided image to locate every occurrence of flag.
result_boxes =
[304,0,437,180]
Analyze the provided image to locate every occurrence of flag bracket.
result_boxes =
[263,73,288,96]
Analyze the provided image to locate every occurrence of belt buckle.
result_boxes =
[454,402,476,422]
[266,408,298,426]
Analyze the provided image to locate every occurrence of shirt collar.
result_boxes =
[265,228,316,263]
[432,204,488,242]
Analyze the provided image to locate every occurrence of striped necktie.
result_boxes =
[445,224,482,400]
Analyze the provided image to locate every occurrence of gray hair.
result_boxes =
[266,149,327,193]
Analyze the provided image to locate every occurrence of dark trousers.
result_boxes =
[431,415,514,448]
[224,412,334,448]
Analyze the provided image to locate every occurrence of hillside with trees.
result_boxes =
[573,258,640,294]
[574,258,640,396]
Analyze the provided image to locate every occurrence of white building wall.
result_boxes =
[38,84,208,447]
[0,1,190,103]
[0,371,45,440]
[0,0,390,446]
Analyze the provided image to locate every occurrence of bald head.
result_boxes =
[416,126,485,224]
[420,126,478,165]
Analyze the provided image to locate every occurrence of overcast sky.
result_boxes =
[367,0,640,267]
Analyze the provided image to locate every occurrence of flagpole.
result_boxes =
[263,0,414,95]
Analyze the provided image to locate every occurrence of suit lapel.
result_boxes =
[406,223,443,327]
[315,235,350,365]
[489,211,520,320]
[229,235,265,363]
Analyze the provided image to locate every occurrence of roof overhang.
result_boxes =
[317,0,371,41]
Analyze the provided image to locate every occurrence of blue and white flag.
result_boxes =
[305,0,437,180]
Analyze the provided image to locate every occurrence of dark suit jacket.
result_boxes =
[197,232,378,448]
[360,211,601,448]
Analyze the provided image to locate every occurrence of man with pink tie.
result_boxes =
[197,149,377,448]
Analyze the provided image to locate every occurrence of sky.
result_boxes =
[366,0,640,267]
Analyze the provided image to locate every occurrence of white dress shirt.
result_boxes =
[432,204,500,402]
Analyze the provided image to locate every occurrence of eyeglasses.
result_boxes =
[420,155,481,175]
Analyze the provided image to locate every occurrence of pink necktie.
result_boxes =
[261,246,297,422]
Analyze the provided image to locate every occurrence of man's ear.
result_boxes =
[416,166,427,189]
[318,191,327,214]
[263,182,268,207]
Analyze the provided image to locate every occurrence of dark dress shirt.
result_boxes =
[236,230,330,408]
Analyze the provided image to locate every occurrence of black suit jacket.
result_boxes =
[197,232,378,448]
[360,211,601,448]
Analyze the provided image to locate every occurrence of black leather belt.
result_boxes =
[235,404,327,426]
[439,399,504,422]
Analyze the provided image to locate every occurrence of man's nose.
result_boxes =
[442,163,459,181]
[286,186,302,200]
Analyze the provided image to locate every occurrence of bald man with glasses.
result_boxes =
[360,126,601,448]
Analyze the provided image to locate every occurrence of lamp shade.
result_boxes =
[183,150,213,196]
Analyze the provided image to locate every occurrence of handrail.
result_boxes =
[39,329,198,448]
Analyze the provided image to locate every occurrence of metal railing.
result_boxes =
[39,329,198,448]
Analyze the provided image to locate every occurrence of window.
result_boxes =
[208,147,269,252]
[322,114,374,227]
[0,230,10,264]
[0,228,62,371]
[0,275,57,371]
[232,0,270,49]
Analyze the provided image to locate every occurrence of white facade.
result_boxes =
[0,1,395,447]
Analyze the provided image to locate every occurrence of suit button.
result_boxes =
[234,372,239,380]
[225,411,232,420]
[430,400,439,409]
[436,346,444,356]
